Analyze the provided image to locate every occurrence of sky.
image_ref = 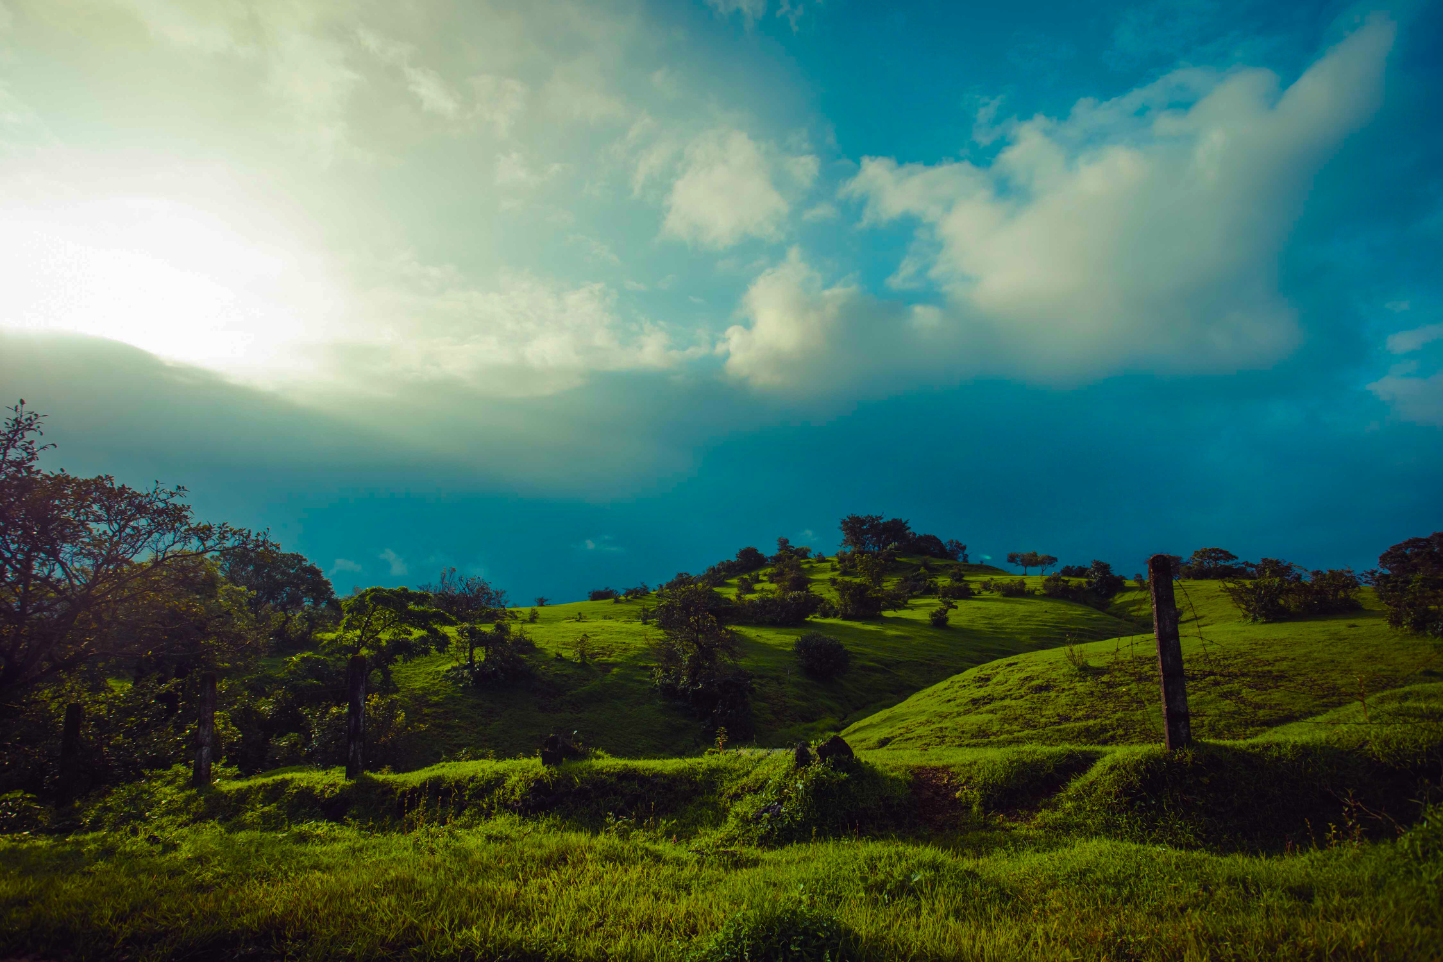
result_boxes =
[2,0,1441,602]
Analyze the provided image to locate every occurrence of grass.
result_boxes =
[389,559,1142,763]
[844,581,1443,750]
[4,567,1442,960]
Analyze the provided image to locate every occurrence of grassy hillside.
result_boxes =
[5,564,1442,961]
[844,581,1443,750]
[388,558,1142,763]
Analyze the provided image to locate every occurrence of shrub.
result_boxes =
[1084,560,1126,599]
[588,588,618,601]
[1222,561,1361,622]
[1179,547,1254,580]
[1041,573,1088,602]
[982,579,1032,597]
[1058,565,1090,578]
[831,579,884,619]
[938,581,974,600]
[928,602,956,627]
[896,570,938,597]
[793,632,850,679]
[735,590,823,627]
[650,582,753,736]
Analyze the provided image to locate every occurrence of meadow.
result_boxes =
[3,558,1441,961]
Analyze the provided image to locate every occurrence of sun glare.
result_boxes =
[3,194,336,378]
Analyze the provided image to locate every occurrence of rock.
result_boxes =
[755,802,783,821]
[793,741,813,768]
[815,734,854,764]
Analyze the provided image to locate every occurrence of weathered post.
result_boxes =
[346,654,366,779]
[1147,553,1192,750]
[58,702,83,803]
[192,671,217,788]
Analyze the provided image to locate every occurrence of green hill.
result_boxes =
[387,558,1144,762]
[844,581,1442,751]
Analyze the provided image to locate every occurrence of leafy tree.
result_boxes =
[649,581,751,735]
[218,545,338,647]
[944,539,969,563]
[1058,565,1089,578]
[1369,532,1443,638]
[734,546,768,573]
[588,588,618,601]
[928,601,957,627]
[446,619,531,685]
[830,578,884,619]
[1006,552,1053,575]
[1084,560,1126,599]
[0,401,268,696]
[938,580,974,600]
[839,514,886,553]
[327,587,453,692]
[733,590,822,626]
[1180,548,1253,580]
[534,596,549,607]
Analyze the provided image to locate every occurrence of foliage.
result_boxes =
[588,588,619,601]
[734,591,823,627]
[928,602,956,628]
[829,579,884,619]
[1370,532,1443,638]
[218,545,338,648]
[1180,548,1254,580]
[1005,552,1057,575]
[1084,560,1126,600]
[327,588,453,692]
[650,582,752,736]
[0,401,268,696]
[444,620,532,686]
[937,581,974,600]
[793,632,850,679]
[1222,561,1362,623]
[1058,565,1090,578]
[981,579,1032,597]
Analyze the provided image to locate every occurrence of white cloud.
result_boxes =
[469,75,529,137]
[576,536,623,553]
[495,150,565,189]
[378,548,408,577]
[706,0,768,25]
[1369,364,1443,427]
[741,14,1396,391]
[330,558,363,574]
[1385,300,1411,313]
[1387,323,1443,354]
[663,128,790,248]
[802,202,839,222]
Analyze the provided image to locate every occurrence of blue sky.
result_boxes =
[2,0,1440,601]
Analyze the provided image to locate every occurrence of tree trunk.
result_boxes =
[1148,554,1192,751]
[346,654,366,779]
[58,702,84,803]
[192,671,217,788]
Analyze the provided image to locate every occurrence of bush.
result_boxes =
[830,579,884,619]
[588,588,618,601]
[982,579,1032,597]
[928,602,955,627]
[1222,561,1362,622]
[1041,573,1088,602]
[735,591,823,627]
[1058,565,1089,578]
[793,632,849,679]
[896,570,938,597]
[938,581,974,600]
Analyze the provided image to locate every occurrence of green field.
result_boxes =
[3,559,1441,961]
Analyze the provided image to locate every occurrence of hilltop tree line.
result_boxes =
[3,401,1439,793]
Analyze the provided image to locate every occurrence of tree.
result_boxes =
[1084,560,1125,599]
[424,568,509,624]
[944,539,969,563]
[1368,533,1442,638]
[649,581,750,734]
[534,596,549,607]
[1180,548,1252,580]
[734,546,767,573]
[218,545,338,646]
[0,401,268,696]
[793,632,849,679]
[839,514,886,553]
[327,587,453,692]
[1006,552,1052,575]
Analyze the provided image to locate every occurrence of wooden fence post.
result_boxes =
[192,671,217,788]
[1148,553,1192,751]
[346,655,366,780]
[58,702,83,803]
